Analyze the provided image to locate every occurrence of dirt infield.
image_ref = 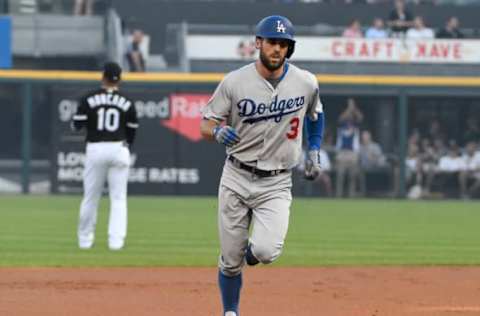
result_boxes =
[1,267,480,316]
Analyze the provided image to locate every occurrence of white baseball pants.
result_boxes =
[78,142,130,250]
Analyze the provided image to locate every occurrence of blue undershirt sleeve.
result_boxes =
[305,112,324,151]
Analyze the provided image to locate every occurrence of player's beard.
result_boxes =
[259,50,285,72]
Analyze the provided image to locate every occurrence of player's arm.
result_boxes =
[305,87,324,150]
[200,118,219,141]
[71,97,88,131]
[304,85,325,180]
[126,126,137,147]
[306,112,324,150]
[125,101,139,147]
[200,76,240,147]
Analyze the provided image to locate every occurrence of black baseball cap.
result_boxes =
[103,62,122,82]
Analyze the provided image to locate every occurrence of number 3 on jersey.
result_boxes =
[97,108,120,132]
[286,117,299,139]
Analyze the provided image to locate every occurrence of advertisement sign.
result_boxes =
[50,85,225,195]
[186,35,480,64]
[295,37,474,63]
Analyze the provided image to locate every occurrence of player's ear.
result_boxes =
[255,37,263,49]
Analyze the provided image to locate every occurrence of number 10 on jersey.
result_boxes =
[97,108,120,132]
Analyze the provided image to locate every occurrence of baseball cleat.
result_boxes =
[78,232,94,249]
[78,239,94,249]
[108,238,124,250]
[225,312,237,316]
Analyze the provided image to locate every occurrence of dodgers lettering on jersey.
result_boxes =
[203,63,323,170]
[237,95,305,123]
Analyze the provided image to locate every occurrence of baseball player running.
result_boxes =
[72,62,138,250]
[200,15,325,316]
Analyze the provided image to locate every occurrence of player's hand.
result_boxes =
[122,141,131,152]
[213,125,241,147]
[304,150,322,181]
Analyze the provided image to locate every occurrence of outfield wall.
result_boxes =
[1,71,479,197]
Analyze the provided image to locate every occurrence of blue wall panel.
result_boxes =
[0,16,12,69]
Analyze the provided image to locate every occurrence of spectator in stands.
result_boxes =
[461,141,480,198]
[365,18,388,39]
[408,128,421,146]
[73,0,94,15]
[406,143,423,199]
[420,137,442,196]
[408,126,447,198]
[321,127,335,155]
[437,16,464,39]
[432,136,448,158]
[419,138,437,172]
[358,130,388,196]
[335,98,363,198]
[342,19,363,38]
[424,118,446,143]
[463,117,480,145]
[298,148,333,197]
[387,0,414,37]
[433,142,466,198]
[339,97,364,124]
[406,16,435,39]
[126,29,146,72]
[427,119,442,139]
[359,130,387,170]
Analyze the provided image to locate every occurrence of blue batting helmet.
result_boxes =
[255,15,295,58]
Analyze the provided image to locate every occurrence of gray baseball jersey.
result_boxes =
[203,62,323,170]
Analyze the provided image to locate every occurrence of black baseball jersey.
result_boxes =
[72,87,138,143]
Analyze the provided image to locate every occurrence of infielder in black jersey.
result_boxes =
[72,62,138,250]
[200,16,325,316]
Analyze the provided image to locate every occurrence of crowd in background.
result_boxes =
[405,117,480,199]
[342,0,465,39]
[299,98,396,198]
[298,98,480,200]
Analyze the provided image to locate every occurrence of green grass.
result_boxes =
[1,196,479,267]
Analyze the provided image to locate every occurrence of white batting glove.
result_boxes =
[213,125,241,147]
[304,150,322,181]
